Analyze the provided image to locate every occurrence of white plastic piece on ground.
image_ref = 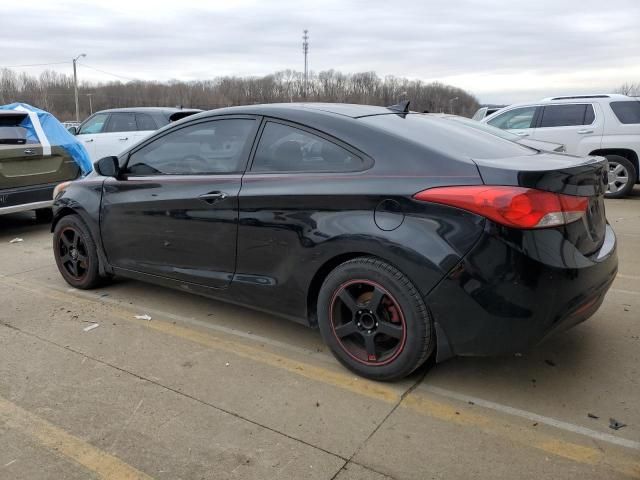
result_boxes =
[134,314,152,321]
[83,323,99,332]
[9,238,23,244]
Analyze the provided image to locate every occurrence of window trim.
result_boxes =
[246,117,373,174]
[536,103,597,129]
[122,115,261,177]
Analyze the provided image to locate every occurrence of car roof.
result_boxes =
[190,103,398,120]
[95,107,202,114]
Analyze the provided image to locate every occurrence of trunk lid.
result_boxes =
[0,145,80,190]
[472,152,608,256]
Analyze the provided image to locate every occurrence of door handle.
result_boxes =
[199,192,228,204]
[85,139,94,143]
[577,129,593,134]
[23,148,36,155]
[514,131,529,137]
[118,137,129,141]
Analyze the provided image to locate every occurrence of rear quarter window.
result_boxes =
[361,114,536,160]
[610,101,640,124]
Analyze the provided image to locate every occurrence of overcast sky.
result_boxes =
[1,0,639,104]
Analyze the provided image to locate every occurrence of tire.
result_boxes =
[605,155,637,199]
[317,257,434,381]
[53,214,104,289]
[35,208,53,223]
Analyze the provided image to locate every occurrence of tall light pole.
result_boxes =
[448,96,459,114]
[73,53,86,122]
[302,29,309,99]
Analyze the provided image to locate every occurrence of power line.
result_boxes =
[0,61,68,68]
[77,62,138,81]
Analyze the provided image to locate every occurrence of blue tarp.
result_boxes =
[0,103,92,175]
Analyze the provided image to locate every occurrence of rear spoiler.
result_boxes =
[169,110,202,122]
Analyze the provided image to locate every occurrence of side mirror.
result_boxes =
[94,156,120,177]
[68,126,78,135]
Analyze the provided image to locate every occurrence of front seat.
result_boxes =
[272,140,302,171]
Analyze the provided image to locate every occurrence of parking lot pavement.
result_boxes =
[0,187,639,480]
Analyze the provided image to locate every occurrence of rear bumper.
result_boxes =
[426,222,617,358]
[0,183,57,215]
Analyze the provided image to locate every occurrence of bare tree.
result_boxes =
[0,68,480,121]
[616,82,640,96]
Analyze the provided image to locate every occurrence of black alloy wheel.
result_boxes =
[318,257,434,381]
[53,214,104,289]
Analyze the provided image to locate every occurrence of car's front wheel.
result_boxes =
[605,155,637,199]
[317,257,434,381]
[53,214,104,289]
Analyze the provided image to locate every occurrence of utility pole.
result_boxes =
[72,53,86,122]
[302,29,309,99]
[86,93,94,115]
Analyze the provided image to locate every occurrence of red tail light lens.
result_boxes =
[414,186,588,229]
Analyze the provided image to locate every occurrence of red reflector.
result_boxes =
[413,186,588,229]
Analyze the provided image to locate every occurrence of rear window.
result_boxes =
[0,126,28,144]
[539,104,594,128]
[610,101,640,124]
[361,114,535,159]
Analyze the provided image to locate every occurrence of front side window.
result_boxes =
[252,122,364,172]
[105,113,137,133]
[487,106,537,130]
[610,101,640,124]
[126,119,255,175]
[539,104,594,128]
[79,113,109,134]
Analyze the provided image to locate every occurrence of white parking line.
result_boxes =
[424,385,640,450]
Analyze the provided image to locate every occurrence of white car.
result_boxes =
[70,107,201,162]
[482,94,640,198]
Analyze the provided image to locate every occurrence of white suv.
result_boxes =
[70,107,201,163]
[482,94,640,198]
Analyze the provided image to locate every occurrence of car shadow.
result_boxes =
[0,212,51,241]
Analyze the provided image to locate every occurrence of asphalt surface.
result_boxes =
[0,187,639,480]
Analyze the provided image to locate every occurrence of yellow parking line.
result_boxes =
[401,393,640,478]
[2,276,640,478]
[0,395,153,480]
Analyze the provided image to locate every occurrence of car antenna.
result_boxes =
[387,101,410,113]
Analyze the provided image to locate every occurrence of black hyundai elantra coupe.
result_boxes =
[51,103,617,381]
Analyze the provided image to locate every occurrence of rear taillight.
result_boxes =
[414,186,588,229]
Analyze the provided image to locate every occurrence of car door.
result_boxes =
[485,106,540,139]
[100,116,259,288]
[75,112,110,161]
[531,103,603,156]
[94,112,140,160]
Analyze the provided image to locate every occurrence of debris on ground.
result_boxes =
[544,359,556,367]
[9,238,23,243]
[83,323,99,332]
[225,362,230,367]
[316,401,320,407]
[134,314,152,321]
[587,413,599,419]
[609,418,626,430]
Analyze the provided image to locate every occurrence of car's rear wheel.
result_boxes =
[317,257,434,381]
[35,208,53,223]
[605,155,636,199]
[53,215,103,289]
